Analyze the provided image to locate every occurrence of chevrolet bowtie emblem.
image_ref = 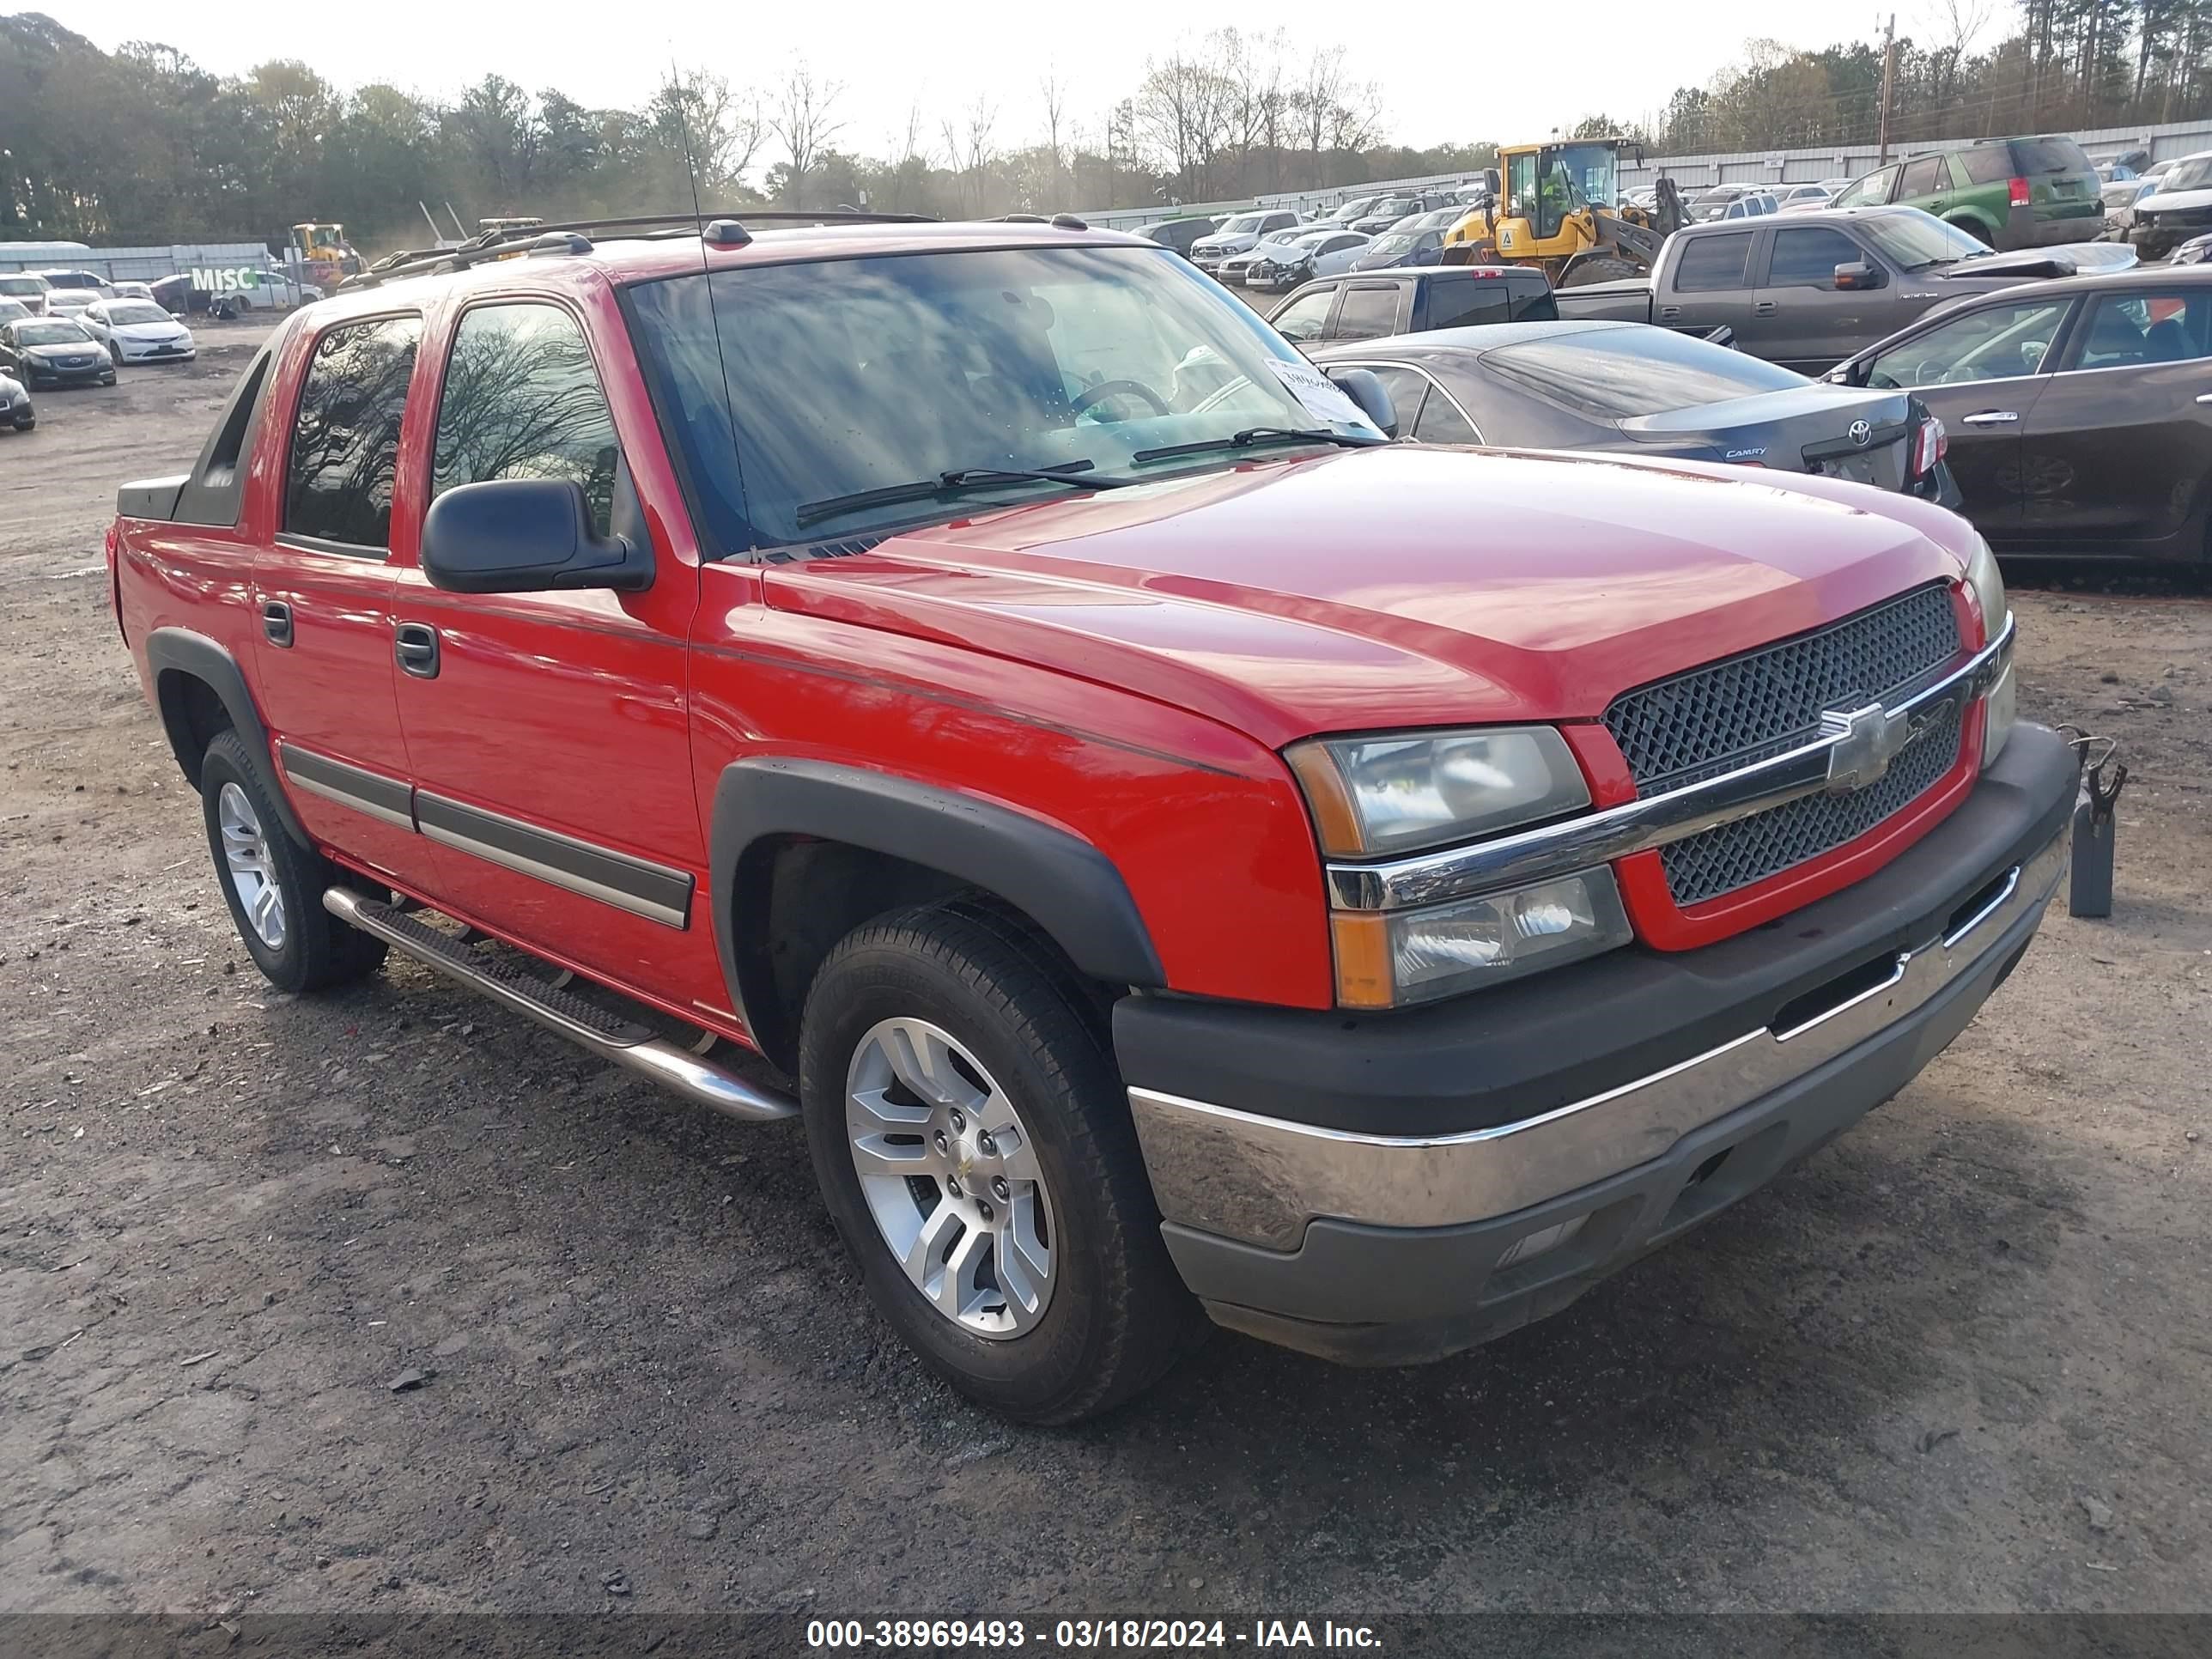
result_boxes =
[1821,702,1912,793]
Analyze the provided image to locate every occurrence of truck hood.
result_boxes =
[762,445,1974,750]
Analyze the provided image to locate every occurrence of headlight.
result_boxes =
[1286,726,1591,857]
[1965,536,2014,769]
[1965,534,2007,641]
[1332,868,1632,1006]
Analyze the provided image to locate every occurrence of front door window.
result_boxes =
[1865,298,2075,388]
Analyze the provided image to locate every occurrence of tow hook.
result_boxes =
[2063,730,2126,919]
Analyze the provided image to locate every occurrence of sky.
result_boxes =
[33,0,1933,164]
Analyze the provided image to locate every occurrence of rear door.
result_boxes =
[1663,229,1761,345]
[2015,287,2212,551]
[1895,155,1951,218]
[1754,222,1883,372]
[1326,281,1411,343]
[252,312,431,889]
[1854,292,2083,541]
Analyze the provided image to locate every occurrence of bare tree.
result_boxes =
[940,94,998,215]
[771,59,845,208]
[653,70,765,198]
[1040,70,1067,201]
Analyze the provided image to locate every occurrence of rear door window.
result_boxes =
[1673,232,1755,292]
[432,303,623,537]
[2066,291,2212,371]
[283,315,422,551]
[1899,157,1948,197]
[1331,283,1406,342]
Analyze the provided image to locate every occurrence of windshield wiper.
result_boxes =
[793,461,1130,529]
[1130,426,1379,465]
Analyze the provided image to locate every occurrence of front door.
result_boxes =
[2017,287,2212,551]
[251,312,429,890]
[1857,292,2083,542]
[1754,223,1882,371]
[389,296,724,1018]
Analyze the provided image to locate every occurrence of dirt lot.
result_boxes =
[2,322,2209,1630]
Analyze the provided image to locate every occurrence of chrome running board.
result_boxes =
[322,887,797,1123]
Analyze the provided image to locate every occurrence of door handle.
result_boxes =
[1753,301,1777,316]
[260,600,293,647]
[2197,393,2212,405]
[1658,305,1681,321]
[394,622,441,679]
[1960,410,2020,425]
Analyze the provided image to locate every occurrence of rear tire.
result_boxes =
[1560,253,1643,287]
[198,729,386,994]
[799,901,1203,1424]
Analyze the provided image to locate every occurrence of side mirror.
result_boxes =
[1834,262,1884,290]
[1324,367,1400,440]
[421,477,651,594]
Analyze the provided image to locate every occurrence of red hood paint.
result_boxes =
[764,445,1978,749]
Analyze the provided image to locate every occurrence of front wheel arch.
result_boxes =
[711,760,1162,1073]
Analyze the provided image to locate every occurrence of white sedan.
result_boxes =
[80,299,197,366]
[1218,228,1372,290]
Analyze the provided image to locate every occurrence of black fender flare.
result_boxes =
[143,626,310,848]
[709,757,1166,1037]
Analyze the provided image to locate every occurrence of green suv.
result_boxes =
[1832,136,2102,251]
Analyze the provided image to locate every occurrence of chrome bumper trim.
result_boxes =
[1327,612,2015,913]
[1133,817,2065,1249]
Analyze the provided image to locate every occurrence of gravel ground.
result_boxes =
[2,323,2208,1628]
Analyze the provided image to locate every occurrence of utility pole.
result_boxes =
[1876,14,1898,166]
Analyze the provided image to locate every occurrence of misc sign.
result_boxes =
[189,266,264,292]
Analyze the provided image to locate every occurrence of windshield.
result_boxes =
[1549,143,1620,208]
[1483,325,1805,419]
[2160,157,2212,192]
[1862,210,1991,270]
[0,276,46,295]
[1335,198,1375,219]
[1219,215,1267,235]
[625,245,1380,551]
[103,303,170,325]
[15,321,90,345]
[1364,235,1414,258]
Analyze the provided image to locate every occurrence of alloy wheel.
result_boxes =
[217,781,286,950]
[842,1017,1057,1340]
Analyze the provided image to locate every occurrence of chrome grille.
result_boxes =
[1605,585,1960,793]
[1659,703,1964,906]
[1605,585,1966,907]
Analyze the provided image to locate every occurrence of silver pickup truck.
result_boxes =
[1557,206,2132,375]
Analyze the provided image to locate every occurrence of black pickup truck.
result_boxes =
[1557,206,2133,374]
[1265,264,1556,348]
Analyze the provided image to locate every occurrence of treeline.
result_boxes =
[0,15,1486,255]
[1577,2,2209,155]
[7,3,2207,257]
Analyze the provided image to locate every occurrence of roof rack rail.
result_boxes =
[340,207,941,291]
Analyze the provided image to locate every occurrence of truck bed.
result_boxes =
[1553,278,1654,322]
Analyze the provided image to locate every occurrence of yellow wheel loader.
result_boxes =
[1443,138,1686,287]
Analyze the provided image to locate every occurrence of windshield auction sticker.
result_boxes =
[1265,357,1374,431]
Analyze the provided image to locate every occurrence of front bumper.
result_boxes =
[119,341,194,362]
[1120,722,2077,1363]
[23,359,109,386]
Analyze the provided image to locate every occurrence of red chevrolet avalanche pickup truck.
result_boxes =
[109,214,2074,1423]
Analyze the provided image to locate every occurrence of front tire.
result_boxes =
[198,729,386,993]
[799,902,1202,1424]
